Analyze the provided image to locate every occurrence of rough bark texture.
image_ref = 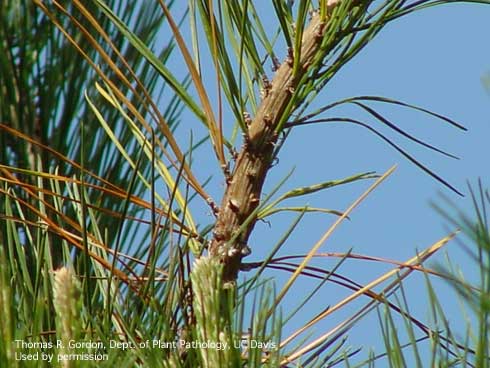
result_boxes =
[209,12,332,284]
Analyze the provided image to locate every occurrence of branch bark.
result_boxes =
[209,11,334,284]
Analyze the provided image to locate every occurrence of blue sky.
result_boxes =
[169,1,490,363]
[251,3,490,361]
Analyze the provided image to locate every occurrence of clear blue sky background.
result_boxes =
[170,2,490,363]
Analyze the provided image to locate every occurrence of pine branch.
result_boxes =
[209,6,345,284]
